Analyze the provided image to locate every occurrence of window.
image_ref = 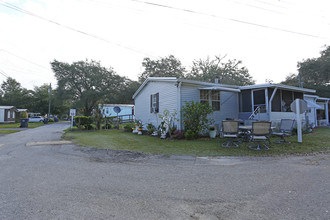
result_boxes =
[211,91,220,111]
[150,93,159,113]
[200,90,209,105]
[200,90,220,111]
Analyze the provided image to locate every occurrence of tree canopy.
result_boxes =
[51,59,132,116]
[0,77,33,108]
[186,55,255,86]
[138,55,186,83]
[282,45,330,97]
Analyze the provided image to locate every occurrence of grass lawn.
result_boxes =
[0,130,20,134]
[63,127,330,156]
[0,122,45,129]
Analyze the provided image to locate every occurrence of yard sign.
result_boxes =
[70,109,76,130]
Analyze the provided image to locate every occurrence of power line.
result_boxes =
[129,0,327,39]
[0,49,49,70]
[0,1,155,57]
[0,68,10,79]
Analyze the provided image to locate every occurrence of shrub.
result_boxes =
[75,116,94,130]
[104,117,113,130]
[94,107,104,130]
[172,129,185,139]
[102,124,112,129]
[182,101,214,138]
[123,123,134,132]
[20,111,28,119]
[158,109,178,138]
[146,123,156,135]
[184,130,197,140]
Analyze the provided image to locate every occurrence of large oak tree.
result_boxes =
[51,59,128,116]
[138,55,186,83]
[282,46,330,97]
[186,55,255,86]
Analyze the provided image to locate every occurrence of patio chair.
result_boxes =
[222,120,239,148]
[249,121,271,150]
[272,119,295,144]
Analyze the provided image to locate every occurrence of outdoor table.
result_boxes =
[239,125,252,142]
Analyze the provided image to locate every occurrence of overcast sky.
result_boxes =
[0,0,330,90]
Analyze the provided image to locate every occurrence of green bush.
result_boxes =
[123,123,134,132]
[75,116,94,130]
[20,111,28,119]
[182,101,214,138]
[146,123,156,135]
[184,130,197,140]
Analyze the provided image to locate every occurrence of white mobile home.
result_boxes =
[133,77,240,131]
[133,77,323,131]
[99,104,135,122]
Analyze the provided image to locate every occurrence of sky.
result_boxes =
[0,0,330,90]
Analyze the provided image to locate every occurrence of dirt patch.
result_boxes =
[76,147,152,163]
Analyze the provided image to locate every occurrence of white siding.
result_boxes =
[180,83,239,131]
[134,81,177,129]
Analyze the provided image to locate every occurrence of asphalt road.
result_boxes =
[0,122,329,220]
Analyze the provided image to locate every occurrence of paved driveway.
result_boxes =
[0,122,329,219]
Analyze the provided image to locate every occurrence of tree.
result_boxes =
[51,59,127,116]
[282,46,330,97]
[0,77,33,108]
[110,80,141,104]
[29,84,54,115]
[186,55,255,86]
[138,55,186,83]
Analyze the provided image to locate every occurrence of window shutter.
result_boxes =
[150,94,153,113]
[155,93,159,113]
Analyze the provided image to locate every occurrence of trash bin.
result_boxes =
[43,118,48,124]
[20,118,28,128]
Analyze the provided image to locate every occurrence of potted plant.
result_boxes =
[132,120,141,134]
[209,125,217,138]
[137,125,143,135]
[136,120,143,135]
[158,121,167,139]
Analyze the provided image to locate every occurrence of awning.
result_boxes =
[305,100,322,109]
[199,87,240,93]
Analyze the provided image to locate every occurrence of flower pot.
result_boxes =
[209,130,216,138]
[137,128,143,135]
[132,125,139,134]
[160,131,167,139]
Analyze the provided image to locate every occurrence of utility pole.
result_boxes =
[298,73,303,88]
[48,83,51,118]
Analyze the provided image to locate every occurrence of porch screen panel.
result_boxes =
[282,90,293,112]
[253,90,266,113]
[294,92,303,100]
[270,89,281,112]
[241,90,251,112]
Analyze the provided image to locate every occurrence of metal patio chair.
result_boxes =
[222,120,240,148]
[272,119,295,144]
[249,121,271,150]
